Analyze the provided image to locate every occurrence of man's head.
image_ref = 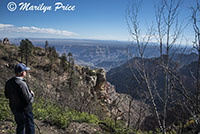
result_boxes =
[14,63,30,77]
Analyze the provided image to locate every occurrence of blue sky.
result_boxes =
[0,0,197,42]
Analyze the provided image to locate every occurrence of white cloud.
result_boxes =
[0,24,77,37]
[0,24,14,28]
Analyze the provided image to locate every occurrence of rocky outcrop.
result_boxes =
[3,38,10,45]
[60,66,150,127]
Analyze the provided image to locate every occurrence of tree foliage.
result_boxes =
[19,39,34,65]
[45,40,49,53]
[67,52,74,70]
[60,53,68,73]
[47,46,59,78]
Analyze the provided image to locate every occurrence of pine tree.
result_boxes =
[19,39,34,65]
[45,40,49,53]
[67,52,74,70]
[47,46,59,78]
[60,53,68,73]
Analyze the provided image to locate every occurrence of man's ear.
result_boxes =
[22,71,26,76]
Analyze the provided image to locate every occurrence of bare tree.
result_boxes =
[126,0,185,133]
[192,0,200,115]
[154,0,185,133]
[172,2,200,132]
[126,0,163,132]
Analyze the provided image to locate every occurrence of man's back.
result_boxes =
[5,77,33,112]
[5,63,35,134]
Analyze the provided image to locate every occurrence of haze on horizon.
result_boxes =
[0,0,197,44]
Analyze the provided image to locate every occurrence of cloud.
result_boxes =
[0,24,77,37]
[0,24,14,28]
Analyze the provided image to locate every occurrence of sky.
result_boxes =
[0,0,197,42]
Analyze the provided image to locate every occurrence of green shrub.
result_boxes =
[0,93,172,134]
[0,92,13,121]
[0,99,12,121]
[99,118,132,134]
[33,98,100,129]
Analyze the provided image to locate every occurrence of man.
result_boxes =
[5,63,35,134]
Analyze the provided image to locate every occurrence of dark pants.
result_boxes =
[13,111,35,134]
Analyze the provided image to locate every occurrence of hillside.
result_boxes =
[107,53,198,97]
[0,39,150,134]
[107,52,200,131]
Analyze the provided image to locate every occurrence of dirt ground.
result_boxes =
[0,120,65,134]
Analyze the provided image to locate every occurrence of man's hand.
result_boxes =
[30,90,35,97]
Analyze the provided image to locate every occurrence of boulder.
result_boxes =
[66,122,102,134]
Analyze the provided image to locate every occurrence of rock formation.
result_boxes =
[2,38,10,45]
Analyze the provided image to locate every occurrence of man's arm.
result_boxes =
[20,81,34,104]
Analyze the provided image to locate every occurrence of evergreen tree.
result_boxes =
[45,40,49,53]
[47,46,59,78]
[66,52,76,90]
[47,47,58,61]
[19,39,34,65]
[60,53,68,73]
[67,52,74,70]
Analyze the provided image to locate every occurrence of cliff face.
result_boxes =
[0,42,150,129]
[30,63,150,127]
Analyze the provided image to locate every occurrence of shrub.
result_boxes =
[33,98,100,129]
[0,92,13,121]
